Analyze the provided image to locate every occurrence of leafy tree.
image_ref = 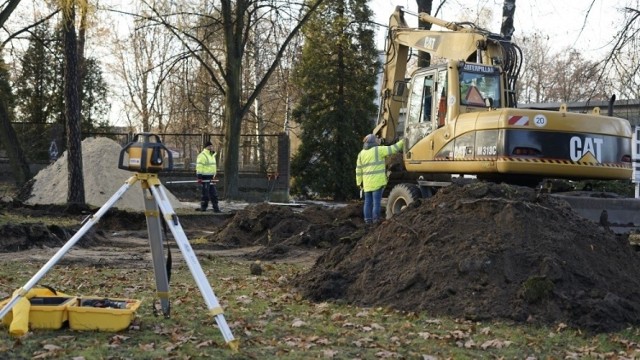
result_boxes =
[13,20,109,161]
[290,0,379,201]
[50,24,110,132]
[13,23,57,161]
[14,23,56,126]
[0,56,31,185]
[80,57,109,130]
[0,0,32,186]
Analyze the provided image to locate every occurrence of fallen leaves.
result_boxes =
[375,350,401,358]
[364,323,385,332]
[480,339,512,350]
[108,334,130,346]
[31,343,63,359]
[196,339,216,348]
[323,349,339,358]
[138,342,155,351]
[235,295,252,305]
[291,319,307,328]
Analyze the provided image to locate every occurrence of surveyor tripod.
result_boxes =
[0,134,237,350]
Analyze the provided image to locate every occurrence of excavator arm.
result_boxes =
[374,6,520,143]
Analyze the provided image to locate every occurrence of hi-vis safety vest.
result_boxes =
[196,150,217,176]
[355,139,404,192]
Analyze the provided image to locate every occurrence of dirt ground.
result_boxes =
[2,182,640,333]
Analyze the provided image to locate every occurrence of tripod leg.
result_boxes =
[141,185,171,317]
[147,180,238,350]
[0,176,138,320]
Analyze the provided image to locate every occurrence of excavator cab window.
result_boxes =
[459,67,501,108]
[406,73,435,125]
[422,76,434,123]
[405,71,437,151]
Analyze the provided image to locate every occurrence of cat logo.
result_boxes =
[570,136,603,163]
[422,36,437,50]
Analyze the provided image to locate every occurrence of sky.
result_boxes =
[5,1,628,128]
[370,0,628,57]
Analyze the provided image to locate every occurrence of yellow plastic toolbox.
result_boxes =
[67,297,141,332]
[1,296,76,330]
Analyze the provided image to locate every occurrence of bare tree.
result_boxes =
[549,49,607,102]
[518,33,607,104]
[142,0,324,199]
[109,3,180,132]
[605,6,640,100]
[517,33,554,103]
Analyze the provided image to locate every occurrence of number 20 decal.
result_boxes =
[534,114,547,127]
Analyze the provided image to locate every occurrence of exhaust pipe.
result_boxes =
[607,94,616,116]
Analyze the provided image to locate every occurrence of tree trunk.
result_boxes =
[223,49,243,199]
[500,0,516,40]
[221,0,248,200]
[64,5,85,205]
[416,0,433,68]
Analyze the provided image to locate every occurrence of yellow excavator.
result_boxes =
[376,6,633,218]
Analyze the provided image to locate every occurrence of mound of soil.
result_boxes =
[0,201,150,252]
[21,137,187,211]
[0,222,107,252]
[293,182,640,333]
[209,202,365,259]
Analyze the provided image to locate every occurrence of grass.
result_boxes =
[2,256,640,359]
[0,182,18,198]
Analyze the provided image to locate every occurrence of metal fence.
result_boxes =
[3,123,284,175]
[157,132,282,174]
[0,125,292,202]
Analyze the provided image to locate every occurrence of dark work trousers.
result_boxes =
[199,176,220,211]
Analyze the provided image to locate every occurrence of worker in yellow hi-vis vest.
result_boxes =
[355,134,404,225]
[196,141,221,212]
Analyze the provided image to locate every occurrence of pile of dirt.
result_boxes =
[22,137,187,211]
[207,202,365,259]
[0,201,140,252]
[0,223,107,252]
[293,182,640,333]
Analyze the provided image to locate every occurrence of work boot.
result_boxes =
[196,201,208,212]
[212,205,222,213]
[364,219,372,231]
